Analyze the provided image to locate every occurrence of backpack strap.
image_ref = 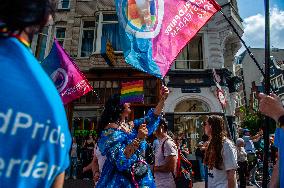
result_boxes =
[161,138,170,159]
[161,137,177,179]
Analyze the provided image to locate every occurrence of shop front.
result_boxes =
[164,87,226,180]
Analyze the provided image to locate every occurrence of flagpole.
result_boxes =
[216,7,265,77]
[262,0,270,187]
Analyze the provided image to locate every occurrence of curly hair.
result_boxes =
[204,115,227,170]
[98,94,125,135]
[0,0,56,32]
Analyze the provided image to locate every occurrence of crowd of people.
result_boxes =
[70,92,284,188]
[1,0,284,188]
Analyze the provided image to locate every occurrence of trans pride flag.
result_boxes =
[116,0,221,78]
[120,80,144,104]
[41,39,93,104]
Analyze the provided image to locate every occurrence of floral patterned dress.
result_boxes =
[96,109,160,188]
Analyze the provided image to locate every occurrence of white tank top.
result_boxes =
[95,145,106,173]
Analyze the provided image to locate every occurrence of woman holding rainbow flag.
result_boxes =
[96,85,169,188]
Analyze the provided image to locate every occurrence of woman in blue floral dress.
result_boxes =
[96,86,169,188]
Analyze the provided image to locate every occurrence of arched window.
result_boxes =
[173,99,210,161]
[174,99,210,112]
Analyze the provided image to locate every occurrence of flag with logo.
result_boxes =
[116,0,221,78]
[120,80,144,104]
[212,68,226,107]
[41,39,93,104]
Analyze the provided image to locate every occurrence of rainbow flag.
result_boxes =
[120,80,144,104]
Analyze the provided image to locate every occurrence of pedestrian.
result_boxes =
[236,138,248,188]
[82,134,95,179]
[203,115,238,188]
[269,135,278,165]
[153,118,178,188]
[66,137,79,180]
[259,93,284,188]
[195,134,209,181]
[242,128,262,185]
[0,0,72,187]
[96,86,169,188]
[82,142,106,186]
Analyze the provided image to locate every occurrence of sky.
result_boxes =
[236,0,284,55]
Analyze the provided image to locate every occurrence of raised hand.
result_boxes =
[259,93,284,121]
[160,85,169,100]
[137,124,148,140]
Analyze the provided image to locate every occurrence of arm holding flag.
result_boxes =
[132,85,169,135]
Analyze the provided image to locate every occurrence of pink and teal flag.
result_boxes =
[116,0,221,78]
[120,80,144,104]
[41,39,93,104]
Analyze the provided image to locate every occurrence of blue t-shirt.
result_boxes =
[274,128,284,188]
[242,135,256,153]
[0,38,71,187]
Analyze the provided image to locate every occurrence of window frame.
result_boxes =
[172,34,205,71]
[32,25,52,61]
[270,77,277,90]
[94,11,123,54]
[252,91,258,111]
[55,27,66,47]
[276,75,284,88]
[58,0,70,10]
[78,19,96,58]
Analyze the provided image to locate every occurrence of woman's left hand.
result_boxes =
[160,85,169,100]
[137,124,148,140]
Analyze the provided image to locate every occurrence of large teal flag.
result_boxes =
[116,0,221,78]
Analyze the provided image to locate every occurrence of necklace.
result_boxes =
[117,120,133,133]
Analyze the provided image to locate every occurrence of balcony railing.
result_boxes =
[173,60,204,70]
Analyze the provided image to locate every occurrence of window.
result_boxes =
[270,77,277,90]
[174,35,203,70]
[55,27,66,46]
[74,79,159,105]
[173,113,208,161]
[58,0,70,9]
[80,21,96,57]
[34,26,50,61]
[252,92,258,111]
[144,79,158,104]
[74,80,120,105]
[277,75,283,88]
[236,94,243,108]
[95,12,123,53]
